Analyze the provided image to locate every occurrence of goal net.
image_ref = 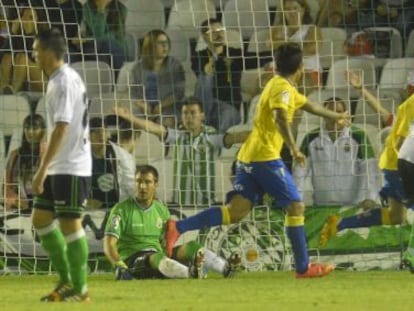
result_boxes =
[1,0,414,274]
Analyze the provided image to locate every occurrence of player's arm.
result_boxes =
[32,122,69,195]
[301,101,350,127]
[274,108,306,167]
[223,131,251,148]
[103,234,129,272]
[112,106,167,139]
[347,69,392,126]
[103,235,121,265]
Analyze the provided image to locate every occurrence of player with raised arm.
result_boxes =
[31,28,92,302]
[166,42,349,278]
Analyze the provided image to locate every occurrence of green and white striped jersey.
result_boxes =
[165,126,224,206]
[104,197,170,260]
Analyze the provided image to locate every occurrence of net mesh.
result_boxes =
[1,0,414,274]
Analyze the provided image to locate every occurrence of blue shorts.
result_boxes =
[379,169,406,203]
[227,160,301,208]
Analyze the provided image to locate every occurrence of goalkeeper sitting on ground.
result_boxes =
[103,164,240,280]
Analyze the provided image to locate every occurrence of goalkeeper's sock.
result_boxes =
[66,229,89,295]
[37,223,71,284]
[285,216,308,274]
[203,248,227,274]
[338,208,386,231]
[152,253,190,278]
[176,206,229,233]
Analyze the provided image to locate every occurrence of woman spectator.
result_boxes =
[3,114,46,211]
[128,29,185,128]
[269,0,322,94]
[0,5,46,94]
[82,0,127,74]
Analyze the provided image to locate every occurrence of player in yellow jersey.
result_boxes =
[166,42,349,278]
[319,91,414,250]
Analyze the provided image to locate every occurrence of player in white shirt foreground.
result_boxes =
[31,28,92,302]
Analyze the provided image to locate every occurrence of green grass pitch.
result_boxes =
[0,271,412,311]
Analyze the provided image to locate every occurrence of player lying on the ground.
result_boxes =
[103,165,240,280]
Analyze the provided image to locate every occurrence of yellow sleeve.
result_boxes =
[268,87,291,111]
[395,102,414,138]
[294,90,307,109]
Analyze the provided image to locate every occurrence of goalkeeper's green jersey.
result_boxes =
[104,197,170,260]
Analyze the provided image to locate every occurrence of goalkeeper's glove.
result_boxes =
[114,260,133,280]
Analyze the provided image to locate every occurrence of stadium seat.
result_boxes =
[222,0,272,40]
[405,29,414,57]
[0,95,31,136]
[165,27,191,63]
[134,130,165,161]
[89,93,119,120]
[167,0,217,39]
[151,157,174,203]
[363,27,403,59]
[124,0,165,38]
[240,68,265,102]
[116,62,136,95]
[325,57,376,97]
[378,58,414,91]
[319,27,347,69]
[247,28,272,53]
[71,61,114,98]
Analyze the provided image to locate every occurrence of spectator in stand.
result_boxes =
[113,96,250,207]
[269,0,322,94]
[293,97,379,206]
[82,0,127,74]
[104,114,139,154]
[193,18,272,132]
[316,0,361,28]
[0,4,47,94]
[3,114,46,211]
[127,29,186,128]
[82,117,135,240]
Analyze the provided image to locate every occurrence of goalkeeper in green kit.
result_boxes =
[104,165,240,280]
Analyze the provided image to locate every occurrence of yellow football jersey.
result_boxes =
[238,75,307,163]
[379,94,414,170]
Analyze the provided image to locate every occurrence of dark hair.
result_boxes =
[89,117,104,132]
[275,42,303,76]
[36,27,67,59]
[141,29,171,69]
[181,96,204,113]
[136,165,159,182]
[200,18,222,34]
[324,97,346,110]
[18,114,46,173]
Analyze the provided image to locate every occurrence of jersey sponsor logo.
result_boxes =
[110,215,121,230]
[281,91,290,105]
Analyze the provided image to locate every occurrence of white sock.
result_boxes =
[204,249,227,274]
[158,257,190,278]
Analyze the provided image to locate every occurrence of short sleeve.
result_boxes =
[104,205,124,239]
[268,88,291,111]
[294,91,307,109]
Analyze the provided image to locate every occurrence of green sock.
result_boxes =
[66,233,89,295]
[38,226,71,284]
